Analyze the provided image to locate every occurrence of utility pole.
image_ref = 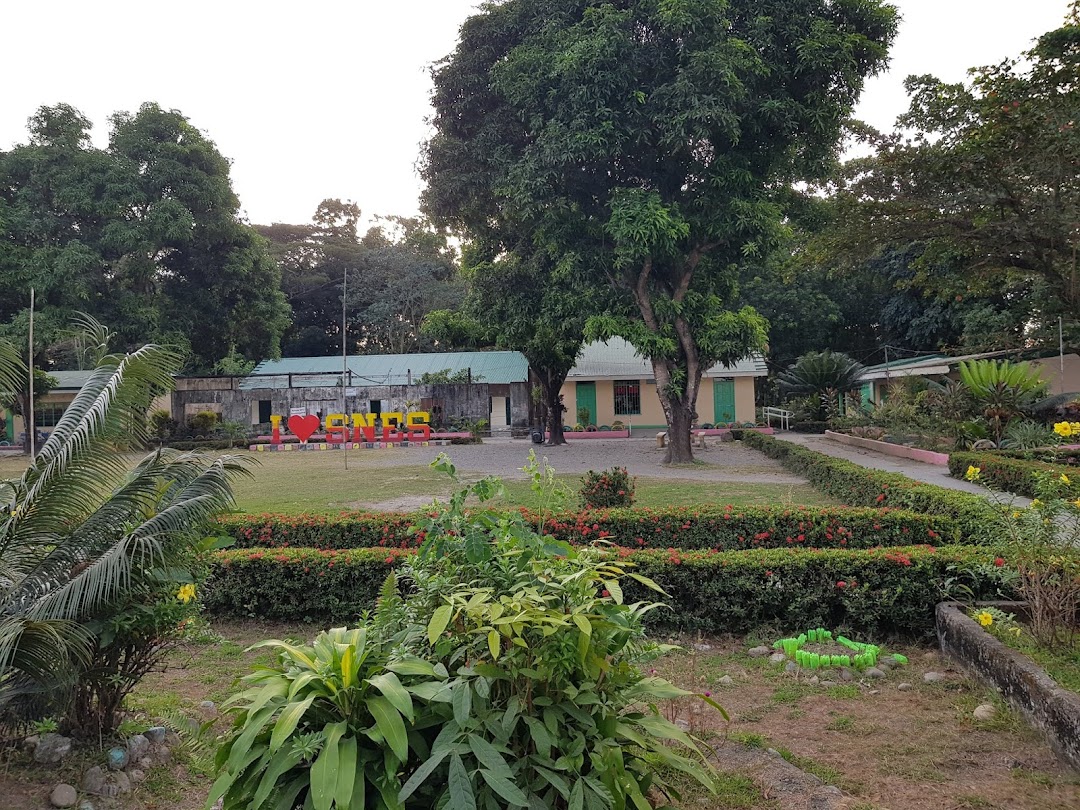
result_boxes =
[1061,316,1066,395]
[28,287,35,458]
[342,269,349,471]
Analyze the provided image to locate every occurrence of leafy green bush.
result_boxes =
[220,504,962,553]
[203,543,1010,639]
[187,410,220,433]
[579,466,635,508]
[210,456,719,809]
[949,452,1079,500]
[741,432,994,540]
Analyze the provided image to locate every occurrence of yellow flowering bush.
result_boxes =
[964,464,982,482]
[177,583,197,604]
[1054,421,1080,439]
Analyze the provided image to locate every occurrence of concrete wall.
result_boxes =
[559,376,758,428]
[170,379,531,429]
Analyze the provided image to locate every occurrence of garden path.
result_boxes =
[774,433,1034,508]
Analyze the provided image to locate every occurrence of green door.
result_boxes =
[860,382,873,409]
[576,382,596,425]
[713,379,736,424]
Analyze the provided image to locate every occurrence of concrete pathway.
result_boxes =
[773,432,1033,508]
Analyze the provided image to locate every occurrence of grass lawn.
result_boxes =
[0,449,838,514]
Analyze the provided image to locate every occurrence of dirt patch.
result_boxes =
[656,636,1080,810]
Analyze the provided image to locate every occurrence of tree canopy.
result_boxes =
[0,103,290,372]
[422,0,898,461]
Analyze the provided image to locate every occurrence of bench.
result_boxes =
[693,431,707,449]
[656,431,667,449]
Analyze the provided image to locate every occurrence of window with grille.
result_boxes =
[613,380,641,415]
[35,403,66,427]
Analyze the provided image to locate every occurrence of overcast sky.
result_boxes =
[1,1,1071,229]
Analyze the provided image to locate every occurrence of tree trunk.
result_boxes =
[542,372,567,446]
[664,400,695,464]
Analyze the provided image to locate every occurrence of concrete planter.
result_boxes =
[825,430,950,466]
[937,601,1080,769]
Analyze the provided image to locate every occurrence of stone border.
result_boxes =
[712,743,849,809]
[824,430,950,465]
[936,601,1080,769]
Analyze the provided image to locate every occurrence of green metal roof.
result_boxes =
[567,338,767,379]
[45,370,95,391]
[243,351,529,389]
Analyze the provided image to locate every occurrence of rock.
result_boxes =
[164,729,182,748]
[820,680,838,688]
[78,802,96,810]
[808,675,820,685]
[106,746,129,771]
[137,757,152,770]
[784,661,799,674]
[112,771,131,795]
[50,784,77,808]
[869,689,880,695]
[838,668,853,682]
[144,726,167,744]
[747,646,771,658]
[150,743,172,764]
[197,700,217,719]
[128,769,146,784]
[127,733,149,762]
[974,704,997,722]
[897,682,912,691]
[877,660,893,671]
[81,766,107,795]
[923,671,945,684]
[717,675,734,687]
[865,667,886,679]
[693,642,713,652]
[34,733,73,765]
[23,734,39,751]
[768,652,787,664]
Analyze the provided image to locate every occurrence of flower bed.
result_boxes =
[204,544,1010,638]
[937,601,1080,769]
[741,432,994,540]
[825,430,950,466]
[949,451,1079,500]
[219,504,963,552]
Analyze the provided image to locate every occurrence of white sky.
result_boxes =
[0,1,1071,229]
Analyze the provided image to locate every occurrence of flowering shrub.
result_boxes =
[742,432,994,539]
[579,466,635,508]
[203,543,1011,638]
[1053,421,1080,439]
[950,451,1080,500]
[220,504,961,552]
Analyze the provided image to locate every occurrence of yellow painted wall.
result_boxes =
[559,376,758,427]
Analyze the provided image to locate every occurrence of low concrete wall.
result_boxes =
[549,430,631,440]
[937,602,1080,770]
[698,427,775,437]
[825,430,950,466]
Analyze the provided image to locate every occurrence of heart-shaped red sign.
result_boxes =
[287,414,321,443]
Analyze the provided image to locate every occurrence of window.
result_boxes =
[35,403,66,427]
[613,380,641,415]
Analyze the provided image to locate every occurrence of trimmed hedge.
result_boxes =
[203,544,1011,639]
[742,433,994,540]
[949,451,1079,500]
[220,504,961,553]
[992,448,1080,467]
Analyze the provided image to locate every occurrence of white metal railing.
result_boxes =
[763,406,793,431]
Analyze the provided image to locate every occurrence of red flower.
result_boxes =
[994,557,1005,567]
[602,589,611,598]
[837,581,846,588]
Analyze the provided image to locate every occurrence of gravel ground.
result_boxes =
[351,436,808,484]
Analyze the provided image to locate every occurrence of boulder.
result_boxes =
[34,733,72,765]
[974,704,998,722]
[127,734,149,762]
[80,767,107,796]
[49,784,77,808]
[747,646,771,658]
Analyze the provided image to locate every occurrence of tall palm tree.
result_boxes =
[0,335,249,734]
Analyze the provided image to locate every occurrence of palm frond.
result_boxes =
[0,340,26,409]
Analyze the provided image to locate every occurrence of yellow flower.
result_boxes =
[964,465,981,482]
[976,611,994,627]
[176,584,197,604]
[1074,499,1080,510]
[1032,498,1042,507]
[1055,421,1074,437]
[1012,511,1021,518]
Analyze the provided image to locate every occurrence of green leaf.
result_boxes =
[487,630,501,660]
[571,613,592,636]
[386,657,439,677]
[310,721,346,810]
[452,682,472,727]
[399,747,450,801]
[626,572,668,595]
[603,579,623,604]
[366,672,414,722]
[428,604,453,645]
[270,695,315,753]
[367,696,410,763]
[449,753,477,810]
[479,768,529,807]
[466,734,512,780]
[250,745,303,810]
[335,736,359,809]
[569,779,584,810]
[225,705,277,773]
